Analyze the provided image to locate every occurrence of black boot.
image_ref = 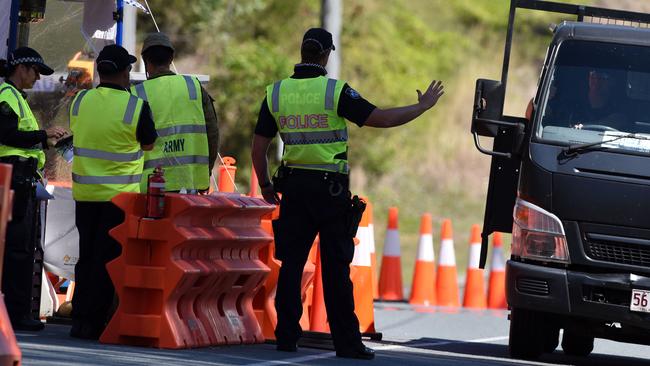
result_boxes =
[11,316,44,331]
[336,345,375,360]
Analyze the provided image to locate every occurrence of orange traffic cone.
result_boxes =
[310,243,330,332]
[352,200,377,334]
[378,207,404,301]
[366,201,379,300]
[409,213,436,305]
[436,219,460,307]
[463,225,487,308]
[487,232,507,309]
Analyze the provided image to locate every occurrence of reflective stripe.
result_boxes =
[0,143,42,151]
[134,83,148,101]
[72,173,142,185]
[123,95,139,124]
[183,75,197,100]
[74,147,143,162]
[325,78,336,110]
[286,162,349,174]
[71,90,89,117]
[1,87,24,118]
[156,124,207,137]
[271,81,281,113]
[143,155,210,170]
[280,128,348,145]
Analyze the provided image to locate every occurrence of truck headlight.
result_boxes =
[512,198,569,263]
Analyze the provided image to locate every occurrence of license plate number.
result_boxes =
[630,289,650,313]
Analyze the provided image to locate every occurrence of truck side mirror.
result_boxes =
[472,79,505,137]
[471,79,527,158]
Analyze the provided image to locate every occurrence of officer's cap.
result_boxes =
[302,28,335,53]
[7,47,54,75]
[96,45,137,72]
[142,32,175,54]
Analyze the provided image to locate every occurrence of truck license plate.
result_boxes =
[630,289,650,313]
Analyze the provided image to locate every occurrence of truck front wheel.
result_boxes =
[509,307,550,359]
[561,330,594,357]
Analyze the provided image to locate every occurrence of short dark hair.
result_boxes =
[0,60,15,78]
[142,46,174,66]
[301,42,325,64]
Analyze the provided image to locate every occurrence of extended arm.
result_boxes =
[252,134,279,204]
[364,80,444,128]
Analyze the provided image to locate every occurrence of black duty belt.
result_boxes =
[286,167,349,182]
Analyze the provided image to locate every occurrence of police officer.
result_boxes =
[0,47,67,331]
[69,45,157,339]
[251,28,444,359]
[132,32,218,192]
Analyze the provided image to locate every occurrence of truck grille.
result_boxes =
[586,239,650,267]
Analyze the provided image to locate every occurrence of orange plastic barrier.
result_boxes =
[0,163,21,365]
[101,192,274,349]
[487,232,507,309]
[409,213,436,306]
[378,207,404,301]
[436,219,460,307]
[463,225,487,309]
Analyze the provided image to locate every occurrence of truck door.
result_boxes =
[472,79,526,267]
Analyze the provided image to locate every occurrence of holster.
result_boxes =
[347,195,367,238]
[271,165,290,194]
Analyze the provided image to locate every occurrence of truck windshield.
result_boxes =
[537,40,650,155]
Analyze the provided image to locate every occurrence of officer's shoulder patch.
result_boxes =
[345,88,361,99]
[0,102,12,116]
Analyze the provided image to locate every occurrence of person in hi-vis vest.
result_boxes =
[0,47,67,331]
[69,45,157,340]
[132,32,219,192]
[252,28,444,359]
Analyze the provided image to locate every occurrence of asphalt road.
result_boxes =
[16,303,650,366]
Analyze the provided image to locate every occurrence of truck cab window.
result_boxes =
[537,40,650,154]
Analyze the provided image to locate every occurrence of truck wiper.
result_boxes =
[562,133,650,157]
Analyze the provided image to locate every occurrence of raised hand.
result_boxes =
[417,80,445,111]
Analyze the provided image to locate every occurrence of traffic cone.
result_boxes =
[378,207,404,301]
[309,243,330,332]
[409,213,436,306]
[463,225,487,308]
[366,201,379,300]
[436,219,460,307]
[487,232,507,309]
[352,199,377,334]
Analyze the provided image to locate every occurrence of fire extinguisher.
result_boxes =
[146,166,165,218]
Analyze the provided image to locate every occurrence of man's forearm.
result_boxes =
[252,135,273,186]
[364,103,426,128]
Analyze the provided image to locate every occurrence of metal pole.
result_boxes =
[122,3,137,55]
[116,0,124,46]
[501,0,518,90]
[7,0,20,53]
[321,0,342,78]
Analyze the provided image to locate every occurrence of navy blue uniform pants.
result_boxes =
[1,162,38,322]
[72,201,123,331]
[273,169,362,351]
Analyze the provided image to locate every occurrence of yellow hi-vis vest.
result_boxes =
[266,77,348,174]
[132,75,209,191]
[0,82,46,169]
[70,87,144,201]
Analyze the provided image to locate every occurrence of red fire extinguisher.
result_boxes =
[146,166,165,218]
